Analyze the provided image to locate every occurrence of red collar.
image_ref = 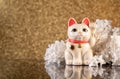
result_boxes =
[68,39,89,44]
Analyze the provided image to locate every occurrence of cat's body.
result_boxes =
[65,18,96,65]
[65,40,93,65]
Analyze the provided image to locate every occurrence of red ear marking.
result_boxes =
[68,18,77,27]
[82,18,90,26]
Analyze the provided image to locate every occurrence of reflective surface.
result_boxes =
[45,63,120,79]
[0,59,50,79]
[1,59,120,79]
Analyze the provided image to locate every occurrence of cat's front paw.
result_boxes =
[73,60,82,66]
[83,61,90,65]
[66,60,73,65]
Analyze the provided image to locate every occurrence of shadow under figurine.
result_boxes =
[65,18,96,66]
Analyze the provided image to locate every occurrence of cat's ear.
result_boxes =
[68,18,77,27]
[82,17,90,26]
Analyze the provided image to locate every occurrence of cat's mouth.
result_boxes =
[75,36,83,40]
[70,35,85,40]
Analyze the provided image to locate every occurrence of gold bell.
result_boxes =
[78,44,82,48]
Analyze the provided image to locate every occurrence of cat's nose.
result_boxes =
[79,32,82,35]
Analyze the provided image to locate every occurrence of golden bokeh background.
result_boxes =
[0,0,120,60]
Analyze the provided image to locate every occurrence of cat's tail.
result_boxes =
[44,40,66,65]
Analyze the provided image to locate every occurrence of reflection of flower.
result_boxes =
[45,64,65,79]
[90,67,120,79]
[89,67,105,77]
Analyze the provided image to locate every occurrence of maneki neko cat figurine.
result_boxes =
[65,18,96,65]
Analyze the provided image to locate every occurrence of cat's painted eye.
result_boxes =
[72,28,77,32]
[83,28,88,32]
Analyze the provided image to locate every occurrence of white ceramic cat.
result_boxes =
[65,18,96,65]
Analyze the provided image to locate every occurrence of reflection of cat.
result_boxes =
[65,18,96,65]
[65,66,92,79]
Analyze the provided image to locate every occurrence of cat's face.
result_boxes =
[68,18,91,40]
